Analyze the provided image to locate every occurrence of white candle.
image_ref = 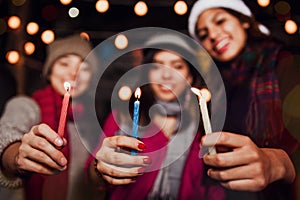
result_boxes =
[191,87,216,155]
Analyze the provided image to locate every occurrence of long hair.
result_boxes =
[129,48,204,131]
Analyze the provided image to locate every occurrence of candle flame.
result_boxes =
[191,87,202,97]
[134,87,141,99]
[64,82,71,92]
[191,87,211,102]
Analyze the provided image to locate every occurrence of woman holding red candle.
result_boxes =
[0,34,99,200]
[87,32,225,199]
[187,0,300,199]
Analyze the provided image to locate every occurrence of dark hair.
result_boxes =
[224,8,268,40]
[129,48,204,130]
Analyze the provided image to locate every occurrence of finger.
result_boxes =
[201,132,253,149]
[31,124,64,148]
[101,149,150,166]
[98,161,145,177]
[104,136,146,152]
[220,179,266,192]
[20,136,67,167]
[207,164,259,181]
[203,148,260,167]
[102,174,135,185]
[16,154,66,175]
[18,143,67,170]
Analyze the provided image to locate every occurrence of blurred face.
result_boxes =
[195,8,249,62]
[49,54,92,97]
[149,50,193,102]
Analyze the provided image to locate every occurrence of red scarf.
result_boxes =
[25,85,72,200]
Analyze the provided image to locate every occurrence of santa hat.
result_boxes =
[188,0,270,41]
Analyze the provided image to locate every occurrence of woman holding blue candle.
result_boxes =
[87,32,225,199]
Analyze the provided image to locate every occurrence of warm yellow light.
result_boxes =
[24,42,35,55]
[60,0,72,5]
[41,30,55,44]
[8,16,21,29]
[6,50,20,64]
[96,0,109,13]
[114,34,128,50]
[257,0,270,7]
[80,32,90,41]
[26,22,39,35]
[285,20,298,34]
[134,1,148,16]
[174,1,188,15]
[118,86,132,101]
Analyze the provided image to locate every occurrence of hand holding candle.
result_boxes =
[131,87,141,155]
[58,82,71,137]
[191,87,216,155]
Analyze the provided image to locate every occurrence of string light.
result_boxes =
[7,16,21,30]
[68,7,80,18]
[96,0,109,13]
[41,30,55,44]
[60,0,72,5]
[114,34,128,50]
[26,22,39,35]
[24,42,35,55]
[134,1,148,16]
[6,50,20,64]
[257,0,270,7]
[118,86,132,101]
[174,1,188,15]
[285,19,298,34]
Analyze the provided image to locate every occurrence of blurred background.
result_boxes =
[0,0,300,96]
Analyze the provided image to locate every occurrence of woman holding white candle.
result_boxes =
[188,0,300,199]
[88,33,225,199]
[0,34,99,200]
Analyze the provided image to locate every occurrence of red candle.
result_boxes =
[58,82,71,137]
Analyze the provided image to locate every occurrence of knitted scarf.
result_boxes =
[25,85,72,200]
[224,40,284,147]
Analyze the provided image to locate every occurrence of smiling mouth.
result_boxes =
[214,38,229,54]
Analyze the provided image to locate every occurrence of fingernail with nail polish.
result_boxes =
[138,143,146,150]
[143,157,152,164]
[138,167,145,174]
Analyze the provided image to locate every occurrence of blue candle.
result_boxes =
[132,87,141,155]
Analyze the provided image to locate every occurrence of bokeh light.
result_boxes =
[6,50,20,64]
[41,30,55,44]
[24,41,35,55]
[60,0,72,5]
[118,86,132,101]
[7,16,21,30]
[68,7,80,18]
[96,0,109,13]
[114,34,128,50]
[134,1,148,16]
[174,1,188,15]
[257,0,270,7]
[285,20,298,34]
[26,22,39,35]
